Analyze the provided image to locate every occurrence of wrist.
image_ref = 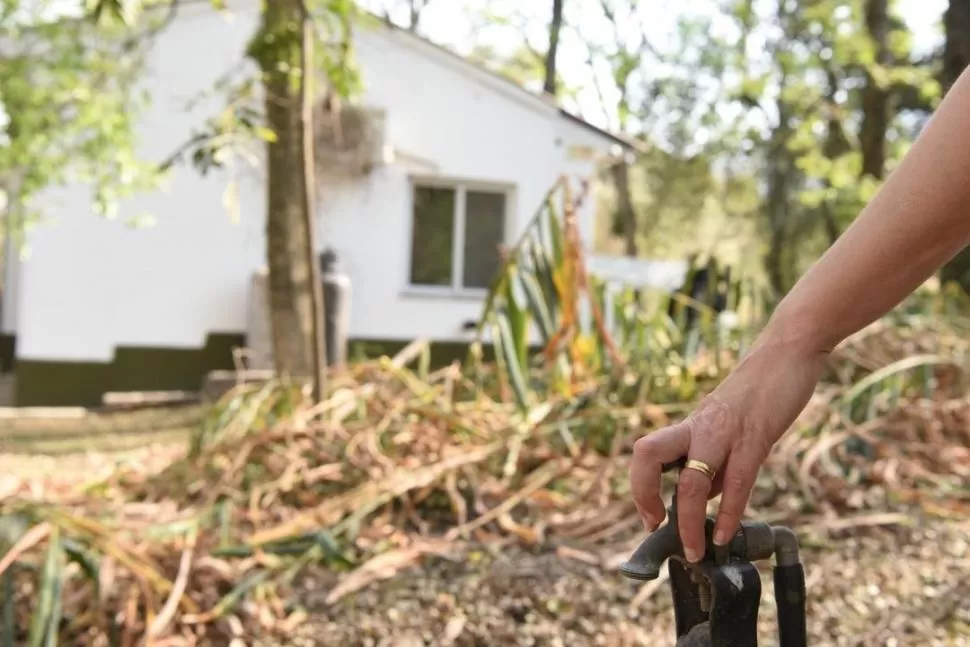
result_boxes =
[755,298,836,358]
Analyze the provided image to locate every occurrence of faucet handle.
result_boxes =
[662,456,688,474]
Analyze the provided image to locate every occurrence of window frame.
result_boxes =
[404,175,514,298]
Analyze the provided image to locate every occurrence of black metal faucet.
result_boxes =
[620,457,807,647]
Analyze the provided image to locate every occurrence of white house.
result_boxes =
[0,2,678,407]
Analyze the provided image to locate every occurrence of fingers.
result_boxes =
[631,415,755,565]
[630,424,691,531]
[712,451,762,546]
[709,469,726,499]
[676,449,726,563]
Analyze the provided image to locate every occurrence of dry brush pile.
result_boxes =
[1,178,969,645]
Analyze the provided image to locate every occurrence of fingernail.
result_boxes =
[714,529,730,546]
[643,515,658,532]
[684,547,701,563]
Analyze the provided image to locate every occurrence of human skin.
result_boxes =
[630,65,970,563]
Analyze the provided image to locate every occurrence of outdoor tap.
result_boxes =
[619,457,692,581]
[619,454,809,647]
[619,514,682,580]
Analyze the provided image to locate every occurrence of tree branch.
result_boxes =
[117,0,182,51]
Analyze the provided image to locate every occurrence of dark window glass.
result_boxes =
[462,190,505,289]
[409,186,455,286]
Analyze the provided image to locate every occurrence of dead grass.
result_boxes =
[0,404,204,454]
[1,301,969,645]
[4,179,969,645]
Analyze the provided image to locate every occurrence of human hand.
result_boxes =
[629,335,827,562]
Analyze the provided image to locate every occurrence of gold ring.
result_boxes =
[685,459,716,480]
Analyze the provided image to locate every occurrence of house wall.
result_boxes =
[1,230,19,372]
[316,25,610,344]
[12,2,615,404]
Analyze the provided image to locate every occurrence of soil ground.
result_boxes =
[3,448,969,647]
[275,515,970,647]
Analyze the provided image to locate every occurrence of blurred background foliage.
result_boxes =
[423,0,955,299]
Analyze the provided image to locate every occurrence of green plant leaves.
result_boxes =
[27,528,62,647]
[493,312,530,411]
[476,179,757,413]
[88,0,126,25]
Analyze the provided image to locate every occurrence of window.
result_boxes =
[408,181,508,292]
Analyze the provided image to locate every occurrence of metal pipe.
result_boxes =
[771,526,806,647]
[772,525,801,567]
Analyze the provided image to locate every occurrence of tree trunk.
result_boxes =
[764,98,794,299]
[299,6,328,401]
[762,3,800,300]
[859,0,891,180]
[610,161,638,257]
[543,0,565,96]
[408,0,426,32]
[943,0,970,92]
[820,205,840,246]
[821,66,850,244]
[251,0,317,380]
[939,0,970,292]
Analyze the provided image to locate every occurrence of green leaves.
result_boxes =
[87,0,162,26]
[478,181,575,412]
[2,567,13,647]
[477,178,758,414]
[62,538,101,601]
[0,0,363,242]
[1,1,164,239]
[492,308,530,411]
[27,528,63,647]
[247,0,361,97]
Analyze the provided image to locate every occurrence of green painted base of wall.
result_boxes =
[14,333,245,407]
[10,336,522,407]
[348,339,498,367]
[0,334,15,373]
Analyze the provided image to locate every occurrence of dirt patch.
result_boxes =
[256,517,970,647]
[0,442,186,499]
[0,405,202,454]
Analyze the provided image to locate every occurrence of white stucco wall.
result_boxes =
[15,2,618,363]
[2,234,18,336]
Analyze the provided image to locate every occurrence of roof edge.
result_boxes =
[366,12,639,153]
[155,2,641,154]
[557,109,642,153]
[363,17,559,117]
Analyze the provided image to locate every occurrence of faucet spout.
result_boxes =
[618,517,683,580]
[619,460,689,581]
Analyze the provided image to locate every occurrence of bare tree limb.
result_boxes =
[543,0,565,96]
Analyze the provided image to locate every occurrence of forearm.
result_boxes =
[763,68,970,354]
